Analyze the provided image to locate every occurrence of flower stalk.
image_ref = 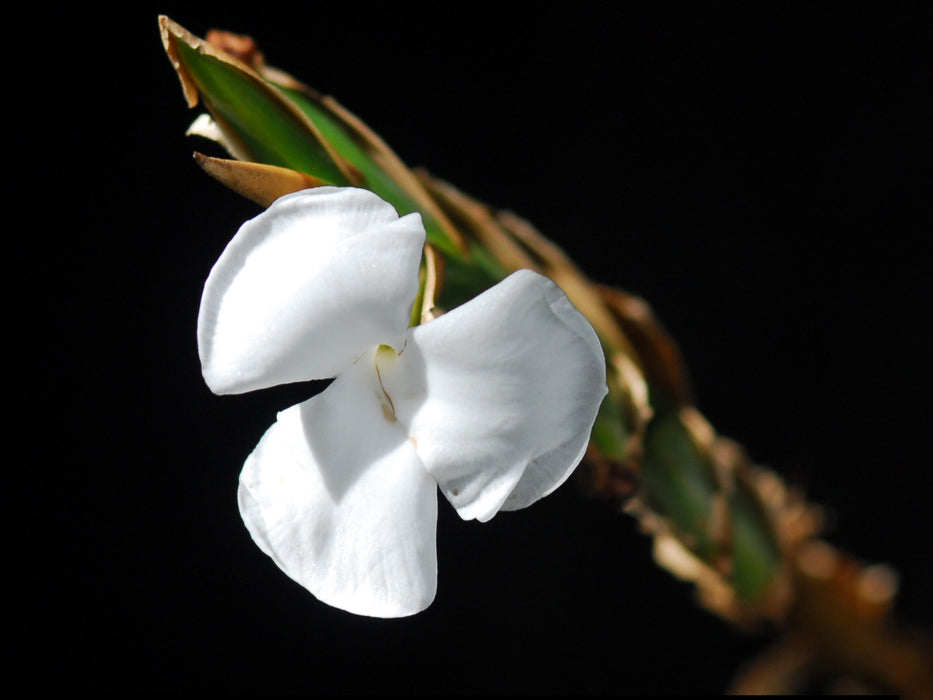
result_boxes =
[160,16,932,694]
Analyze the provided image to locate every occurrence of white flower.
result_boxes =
[198,187,608,617]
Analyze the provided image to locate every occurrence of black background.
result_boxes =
[27,3,931,694]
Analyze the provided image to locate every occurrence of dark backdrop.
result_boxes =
[28,3,931,694]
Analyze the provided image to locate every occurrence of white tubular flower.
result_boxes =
[198,187,608,618]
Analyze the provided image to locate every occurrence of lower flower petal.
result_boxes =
[381,269,607,522]
[237,350,438,617]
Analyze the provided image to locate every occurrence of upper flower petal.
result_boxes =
[198,187,425,395]
[237,348,438,618]
[380,269,608,522]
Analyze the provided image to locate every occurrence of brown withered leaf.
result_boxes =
[598,285,694,409]
[415,170,539,274]
[731,541,933,697]
[193,154,324,207]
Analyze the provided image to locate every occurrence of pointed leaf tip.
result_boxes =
[159,16,204,108]
[194,154,325,207]
[159,16,352,185]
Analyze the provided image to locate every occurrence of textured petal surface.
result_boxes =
[199,187,425,394]
[380,269,607,522]
[237,349,438,618]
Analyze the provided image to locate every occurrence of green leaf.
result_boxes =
[642,411,719,560]
[729,479,782,602]
[642,410,781,602]
[161,17,350,186]
[590,391,633,463]
[277,86,466,260]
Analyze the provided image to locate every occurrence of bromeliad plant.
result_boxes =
[161,16,933,695]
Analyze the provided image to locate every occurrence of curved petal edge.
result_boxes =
[199,187,425,395]
[384,269,608,522]
[237,353,438,618]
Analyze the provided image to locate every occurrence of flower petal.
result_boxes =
[237,348,438,618]
[198,187,425,395]
[380,269,607,522]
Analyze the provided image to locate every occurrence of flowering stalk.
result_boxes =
[160,16,932,694]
